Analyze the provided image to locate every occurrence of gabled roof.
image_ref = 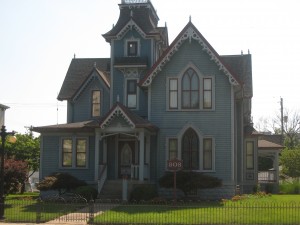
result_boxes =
[0,104,9,110]
[58,58,110,101]
[99,102,158,132]
[221,54,252,98]
[258,139,283,150]
[140,21,241,87]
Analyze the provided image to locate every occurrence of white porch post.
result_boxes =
[274,152,279,182]
[139,131,145,181]
[94,129,101,181]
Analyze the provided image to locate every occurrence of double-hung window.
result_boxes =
[203,138,213,170]
[169,79,178,109]
[246,141,254,169]
[76,139,87,167]
[168,67,214,110]
[168,139,178,160]
[92,90,101,117]
[203,78,212,109]
[62,139,73,167]
[61,137,88,168]
[127,79,137,109]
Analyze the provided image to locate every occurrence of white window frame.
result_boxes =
[165,129,215,172]
[124,78,139,110]
[91,90,101,117]
[166,64,215,111]
[60,137,89,169]
[125,38,140,57]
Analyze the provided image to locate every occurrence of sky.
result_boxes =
[0,0,299,134]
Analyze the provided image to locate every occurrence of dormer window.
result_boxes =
[127,41,138,56]
[125,38,140,57]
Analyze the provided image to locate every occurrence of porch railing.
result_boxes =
[131,164,149,180]
[97,164,107,193]
[258,170,277,183]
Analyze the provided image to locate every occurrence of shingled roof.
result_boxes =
[102,1,167,43]
[221,54,253,98]
[57,58,110,101]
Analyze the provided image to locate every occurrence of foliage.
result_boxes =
[280,180,300,194]
[130,185,158,201]
[4,159,28,194]
[36,172,86,195]
[158,171,222,195]
[255,110,300,149]
[280,148,300,177]
[5,131,40,175]
[74,185,98,201]
[258,157,273,171]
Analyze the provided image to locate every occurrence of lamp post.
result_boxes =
[0,125,16,220]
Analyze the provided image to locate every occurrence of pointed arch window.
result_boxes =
[182,128,199,170]
[182,68,199,109]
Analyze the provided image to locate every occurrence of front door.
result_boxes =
[118,141,135,178]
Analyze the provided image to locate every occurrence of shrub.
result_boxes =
[4,159,28,194]
[280,180,300,194]
[74,186,98,201]
[130,185,158,201]
[159,171,222,195]
[37,172,86,195]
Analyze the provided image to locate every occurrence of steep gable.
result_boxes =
[140,22,241,87]
[58,58,110,101]
[99,102,158,131]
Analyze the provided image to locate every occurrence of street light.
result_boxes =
[0,125,16,220]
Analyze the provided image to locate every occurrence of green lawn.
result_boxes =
[4,192,87,223]
[94,195,300,224]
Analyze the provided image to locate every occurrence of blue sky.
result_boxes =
[1,0,299,133]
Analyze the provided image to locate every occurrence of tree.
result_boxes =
[255,110,300,149]
[4,159,28,194]
[5,131,40,176]
[280,148,300,177]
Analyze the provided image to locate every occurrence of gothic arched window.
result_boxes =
[182,128,199,169]
[182,68,199,109]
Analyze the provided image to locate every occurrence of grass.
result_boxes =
[4,192,87,223]
[94,195,300,224]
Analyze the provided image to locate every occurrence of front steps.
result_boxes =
[97,179,152,200]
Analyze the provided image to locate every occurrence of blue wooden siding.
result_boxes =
[111,30,152,118]
[150,39,233,181]
[71,72,110,123]
[40,135,96,183]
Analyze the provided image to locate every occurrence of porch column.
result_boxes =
[274,152,279,182]
[145,135,150,180]
[94,129,101,181]
[139,131,145,181]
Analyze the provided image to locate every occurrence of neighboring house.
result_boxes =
[33,0,258,199]
[0,103,9,127]
[258,134,283,192]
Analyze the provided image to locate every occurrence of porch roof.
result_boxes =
[32,120,98,133]
[99,102,159,132]
[258,139,283,151]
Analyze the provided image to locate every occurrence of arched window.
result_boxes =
[182,128,199,169]
[182,68,199,109]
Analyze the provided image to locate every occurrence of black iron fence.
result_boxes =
[2,197,300,224]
